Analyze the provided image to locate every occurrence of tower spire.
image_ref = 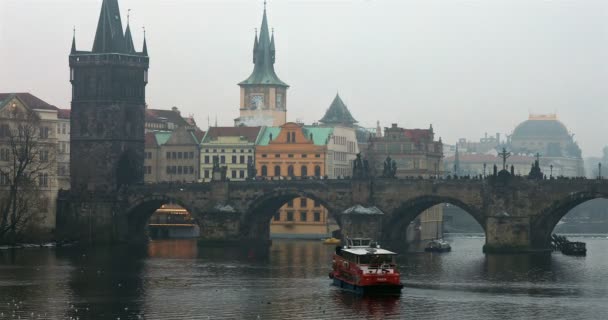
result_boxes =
[71,26,77,54]
[270,28,275,63]
[124,9,135,53]
[142,26,148,56]
[92,0,126,53]
[253,28,258,63]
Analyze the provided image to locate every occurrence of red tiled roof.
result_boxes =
[58,109,71,119]
[0,93,59,111]
[203,127,262,143]
[403,129,432,143]
[145,108,189,127]
[145,132,158,148]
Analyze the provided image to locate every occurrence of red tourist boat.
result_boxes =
[329,238,403,294]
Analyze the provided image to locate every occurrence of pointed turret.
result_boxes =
[319,94,358,127]
[142,31,148,56]
[124,23,135,53]
[92,0,126,53]
[71,28,77,54]
[239,3,288,87]
[270,29,276,64]
[252,29,259,64]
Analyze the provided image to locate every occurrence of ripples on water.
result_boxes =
[0,236,607,319]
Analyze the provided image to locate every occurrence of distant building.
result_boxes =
[145,107,197,133]
[367,123,444,243]
[0,93,60,241]
[256,122,332,239]
[507,114,584,177]
[144,126,202,183]
[318,94,360,178]
[444,153,535,177]
[199,127,261,181]
[57,109,71,190]
[235,5,288,127]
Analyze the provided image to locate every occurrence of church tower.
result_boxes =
[69,0,149,191]
[236,3,289,127]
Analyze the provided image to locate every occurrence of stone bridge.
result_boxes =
[56,177,608,253]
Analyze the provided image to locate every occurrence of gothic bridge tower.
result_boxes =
[236,3,289,127]
[69,0,149,191]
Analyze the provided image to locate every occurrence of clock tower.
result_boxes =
[236,3,289,127]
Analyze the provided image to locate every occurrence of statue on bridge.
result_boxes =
[353,153,370,179]
[382,156,397,178]
[528,154,543,180]
[247,158,257,180]
[212,155,228,181]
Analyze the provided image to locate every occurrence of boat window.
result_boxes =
[358,254,395,265]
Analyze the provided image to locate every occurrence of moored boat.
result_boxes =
[329,238,403,294]
[561,241,586,256]
[424,239,451,252]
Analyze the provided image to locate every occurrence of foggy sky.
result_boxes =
[1,0,607,157]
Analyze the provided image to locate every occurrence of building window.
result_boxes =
[240,156,245,164]
[189,166,194,174]
[248,156,253,163]
[189,152,194,159]
[221,156,226,164]
[172,152,177,159]
[300,211,307,222]
[288,165,294,176]
[232,156,237,164]
[274,212,281,221]
[314,200,320,208]
[275,154,280,158]
[232,170,237,179]
[314,211,321,222]
[301,166,308,177]
[178,152,183,159]
[166,152,171,159]
[315,165,321,177]
[261,165,268,176]
[204,156,210,164]
[204,170,210,178]
[302,154,307,158]
[300,198,307,207]
[288,154,294,158]
[274,166,281,176]
[287,200,293,208]
[177,166,183,174]
[286,211,294,222]
[239,170,245,178]
[315,154,321,158]
[232,149,236,153]
[262,154,268,158]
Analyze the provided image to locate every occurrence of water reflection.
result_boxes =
[0,236,606,319]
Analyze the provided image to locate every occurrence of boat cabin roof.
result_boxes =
[341,247,397,256]
[341,238,397,256]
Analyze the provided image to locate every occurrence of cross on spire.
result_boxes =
[498,148,511,170]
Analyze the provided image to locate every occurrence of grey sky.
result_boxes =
[1,0,606,156]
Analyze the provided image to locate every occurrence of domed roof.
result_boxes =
[512,115,570,140]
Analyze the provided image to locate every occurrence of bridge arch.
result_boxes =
[382,195,486,242]
[531,191,608,249]
[240,188,341,239]
[125,194,198,242]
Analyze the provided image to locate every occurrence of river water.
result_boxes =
[0,235,607,320]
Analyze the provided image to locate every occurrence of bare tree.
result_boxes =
[0,108,55,244]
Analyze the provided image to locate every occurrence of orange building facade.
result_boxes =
[256,122,333,238]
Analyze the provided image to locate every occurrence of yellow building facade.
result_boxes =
[256,123,333,238]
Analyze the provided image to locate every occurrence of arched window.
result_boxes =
[274,165,281,177]
[291,132,296,143]
[288,165,294,177]
[315,165,321,177]
[261,165,268,177]
[301,166,308,177]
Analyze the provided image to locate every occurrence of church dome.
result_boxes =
[511,114,570,140]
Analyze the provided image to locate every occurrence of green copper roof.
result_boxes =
[239,6,288,87]
[154,132,172,146]
[257,126,333,146]
[303,126,334,145]
[256,127,282,146]
[319,94,358,126]
[124,23,135,54]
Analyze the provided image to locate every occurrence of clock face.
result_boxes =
[250,95,264,110]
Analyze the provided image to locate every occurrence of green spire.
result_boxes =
[319,94,358,126]
[92,0,126,53]
[270,28,276,64]
[252,28,259,63]
[239,3,288,87]
[142,30,148,56]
